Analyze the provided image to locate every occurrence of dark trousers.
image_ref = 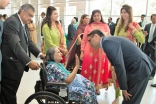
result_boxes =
[122,76,149,104]
[0,77,21,104]
[144,44,156,77]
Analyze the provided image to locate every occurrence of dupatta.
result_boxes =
[126,22,141,43]
[56,23,66,50]
[56,23,66,63]
[65,25,86,68]
[48,61,70,75]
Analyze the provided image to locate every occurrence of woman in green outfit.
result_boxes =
[42,6,67,64]
[114,4,145,45]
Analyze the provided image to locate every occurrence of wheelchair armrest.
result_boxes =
[46,82,68,87]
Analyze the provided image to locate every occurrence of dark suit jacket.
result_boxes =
[67,23,76,40]
[108,22,115,35]
[1,14,40,80]
[0,20,3,80]
[101,36,156,90]
[0,20,3,43]
[143,23,156,51]
[138,22,142,27]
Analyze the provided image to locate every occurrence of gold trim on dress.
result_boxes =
[97,48,102,85]
[89,64,93,69]
[102,69,105,74]
[93,69,97,74]
[84,70,87,75]
[94,58,98,63]
[90,52,93,57]
[89,76,92,80]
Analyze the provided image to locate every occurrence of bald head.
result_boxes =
[71,18,76,24]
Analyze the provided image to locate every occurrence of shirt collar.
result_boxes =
[17,13,25,26]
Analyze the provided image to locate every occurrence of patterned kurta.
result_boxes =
[114,22,145,44]
[46,63,98,104]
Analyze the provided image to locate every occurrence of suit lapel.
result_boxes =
[153,25,156,36]
[148,24,151,35]
[25,25,30,37]
[14,14,29,45]
[146,24,151,39]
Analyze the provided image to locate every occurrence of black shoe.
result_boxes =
[151,84,156,87]
[149,76,154,80]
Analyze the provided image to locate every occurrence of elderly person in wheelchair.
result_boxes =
[45,47,98,104]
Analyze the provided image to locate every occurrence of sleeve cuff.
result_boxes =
[26,60,32,66]
[37,52,42,58]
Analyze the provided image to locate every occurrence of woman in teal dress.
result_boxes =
[45,47,98,104]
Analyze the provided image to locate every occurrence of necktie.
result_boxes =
[22,25,29,55]
[23,25,28,44]
[148,24,155,43]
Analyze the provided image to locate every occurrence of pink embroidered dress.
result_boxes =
[81,22,111,89]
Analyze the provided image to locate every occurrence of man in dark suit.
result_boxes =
[67,19,76,50]
[138,14,146,28]
[0,4,45,104]
[143,14,156,80]
[87,29,155,104]
[0,1,10,103]
[108,17,115,36]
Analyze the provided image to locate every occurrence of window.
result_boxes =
[112,0,147,16]
[65,1,86,32]
[88,0,111,16]
[53,0,66,3]
[147,0,156,16]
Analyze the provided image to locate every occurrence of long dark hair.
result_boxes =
[89,9,105,24]
[45,6,59,29]
[117,4,133,33]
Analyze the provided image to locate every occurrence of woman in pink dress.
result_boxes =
[80,9,111,95]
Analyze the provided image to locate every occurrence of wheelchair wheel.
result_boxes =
[25,91,66,104]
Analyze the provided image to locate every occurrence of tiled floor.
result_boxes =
[17,60,156,104]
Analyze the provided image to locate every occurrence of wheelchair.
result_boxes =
[25,62,82,104]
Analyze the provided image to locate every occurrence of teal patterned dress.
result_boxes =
[46,61,98,104]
